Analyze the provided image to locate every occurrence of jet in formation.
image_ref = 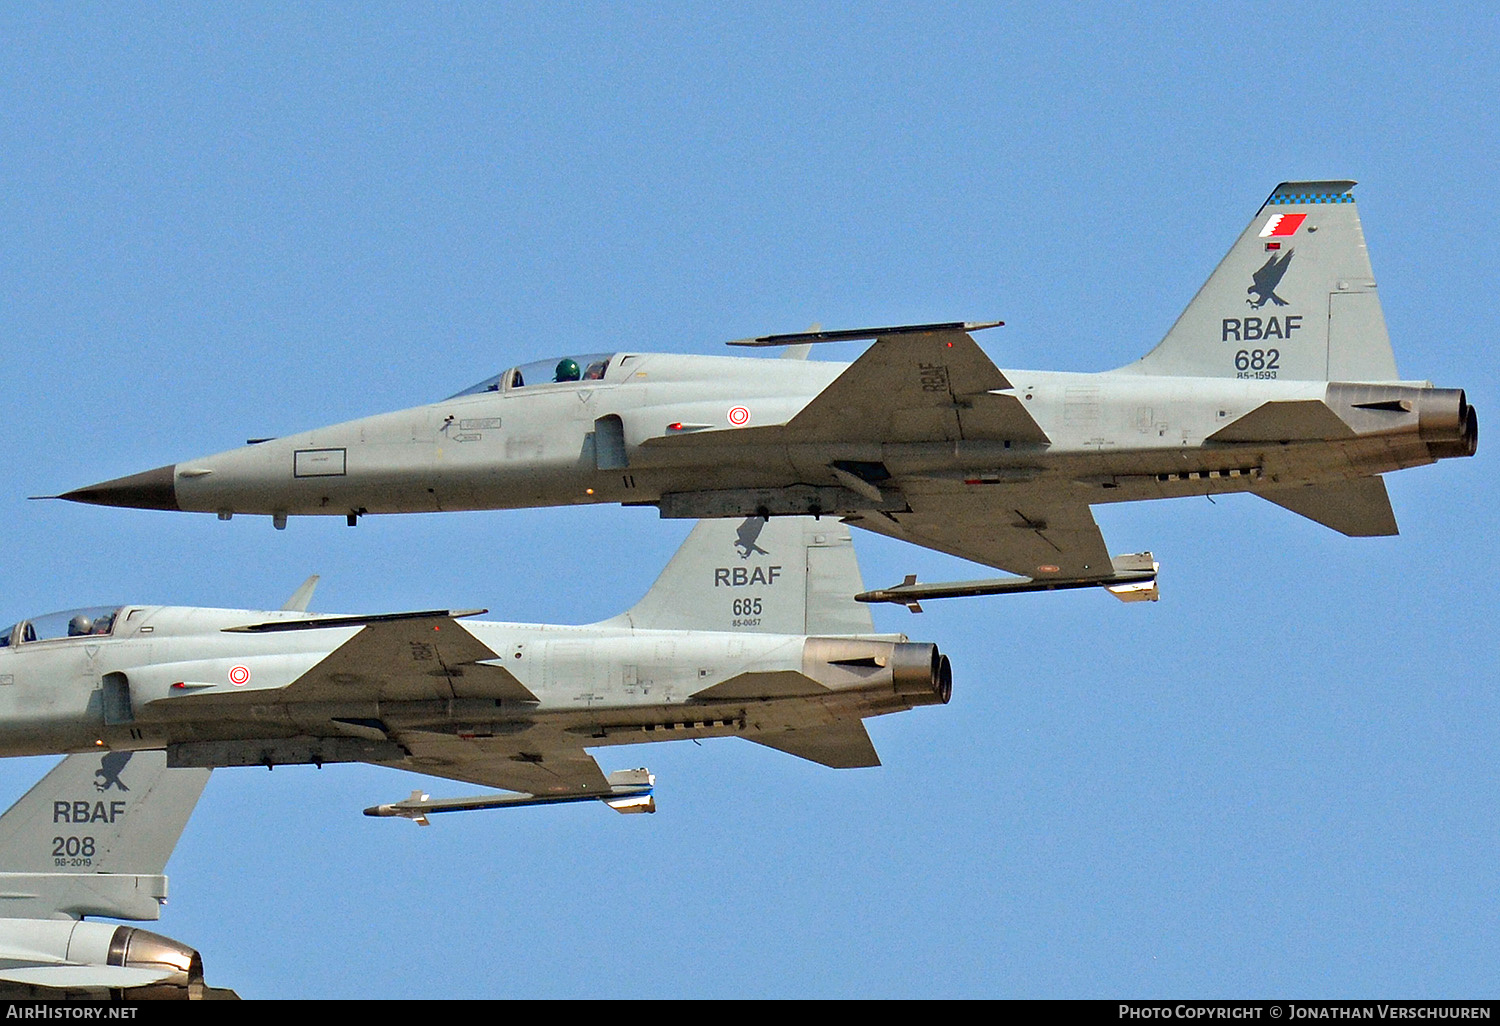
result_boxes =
[0,750,235,999]
[54,181,1477,602]
[0,518,950,821]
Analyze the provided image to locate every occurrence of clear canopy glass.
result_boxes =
[448,353,614,398]
[0,606,122,646]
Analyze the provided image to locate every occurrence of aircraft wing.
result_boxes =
[283,614,538,703]
[390,728,613,797]
[781,326,1046,443]
[208,612,536,705]
[846,486,1115,580]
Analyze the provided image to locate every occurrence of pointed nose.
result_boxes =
[59,464,179,511]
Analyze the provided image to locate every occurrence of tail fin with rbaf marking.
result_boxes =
[1119,181,1400,382]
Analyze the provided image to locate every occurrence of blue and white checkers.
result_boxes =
[1267,181,1357,205]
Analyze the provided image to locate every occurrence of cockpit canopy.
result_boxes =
[449,353,615,399]
[0,606,122,647]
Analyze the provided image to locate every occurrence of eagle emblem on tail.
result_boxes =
[94,751,133,792]
[1248,250,1294,309]
[734,517,770,559]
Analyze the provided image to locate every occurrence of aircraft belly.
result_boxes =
[1027,434,1435,507]
[543,692,873,751]
[0,729,106,759]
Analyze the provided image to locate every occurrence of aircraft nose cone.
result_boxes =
[59,464,179,511]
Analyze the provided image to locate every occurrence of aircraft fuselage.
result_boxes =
[0,604,949,771]
[65,352,1476,524]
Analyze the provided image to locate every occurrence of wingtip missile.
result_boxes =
[1102,552,1160,603]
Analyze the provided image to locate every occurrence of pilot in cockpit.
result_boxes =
[554,358,581,382]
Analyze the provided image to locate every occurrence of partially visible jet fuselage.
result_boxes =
[0,601,951,770]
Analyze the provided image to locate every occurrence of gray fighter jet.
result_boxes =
[56,182,1477,598]
[0,751,235,999]
[0,518,950,818]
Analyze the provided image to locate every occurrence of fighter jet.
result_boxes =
[0,518,951,816]
[55,181,1477,598]
[0,750,235,999]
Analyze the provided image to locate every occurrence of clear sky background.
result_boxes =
[1,2,1496,999]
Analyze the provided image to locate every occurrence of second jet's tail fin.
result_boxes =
[1120,181,1399,382]
[598,517,876,636]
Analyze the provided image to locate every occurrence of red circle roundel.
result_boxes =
[228,665,251,686]
[728,406,750,426]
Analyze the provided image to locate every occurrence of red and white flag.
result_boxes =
[1258,212,1307,238]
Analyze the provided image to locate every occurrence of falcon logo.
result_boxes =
[94,751,133,793]
[734,516,769,559]
[1247,250,1294,309]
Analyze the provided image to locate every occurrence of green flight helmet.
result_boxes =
[554,358,581,382]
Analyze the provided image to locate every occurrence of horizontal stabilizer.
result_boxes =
[1258,476,1399,537]
[747,721,880,769]
[1207,400,1355,443]
[0,965,176,989]
[692,671,827,701]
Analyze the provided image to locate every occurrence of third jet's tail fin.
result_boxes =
[598,517,876,636]
[0,752,210,921]
[1120,181,1399,382]
[0,751,209,878]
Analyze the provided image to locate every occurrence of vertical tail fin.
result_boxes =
[0,752,210,921]
[599,517,875,635]
[1121,181,1399,382]
[0,752,209,876]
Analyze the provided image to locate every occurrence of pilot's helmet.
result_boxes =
[554,358,581,382]
[67,615,94,637]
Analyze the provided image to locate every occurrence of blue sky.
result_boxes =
[1,2,1496,998]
